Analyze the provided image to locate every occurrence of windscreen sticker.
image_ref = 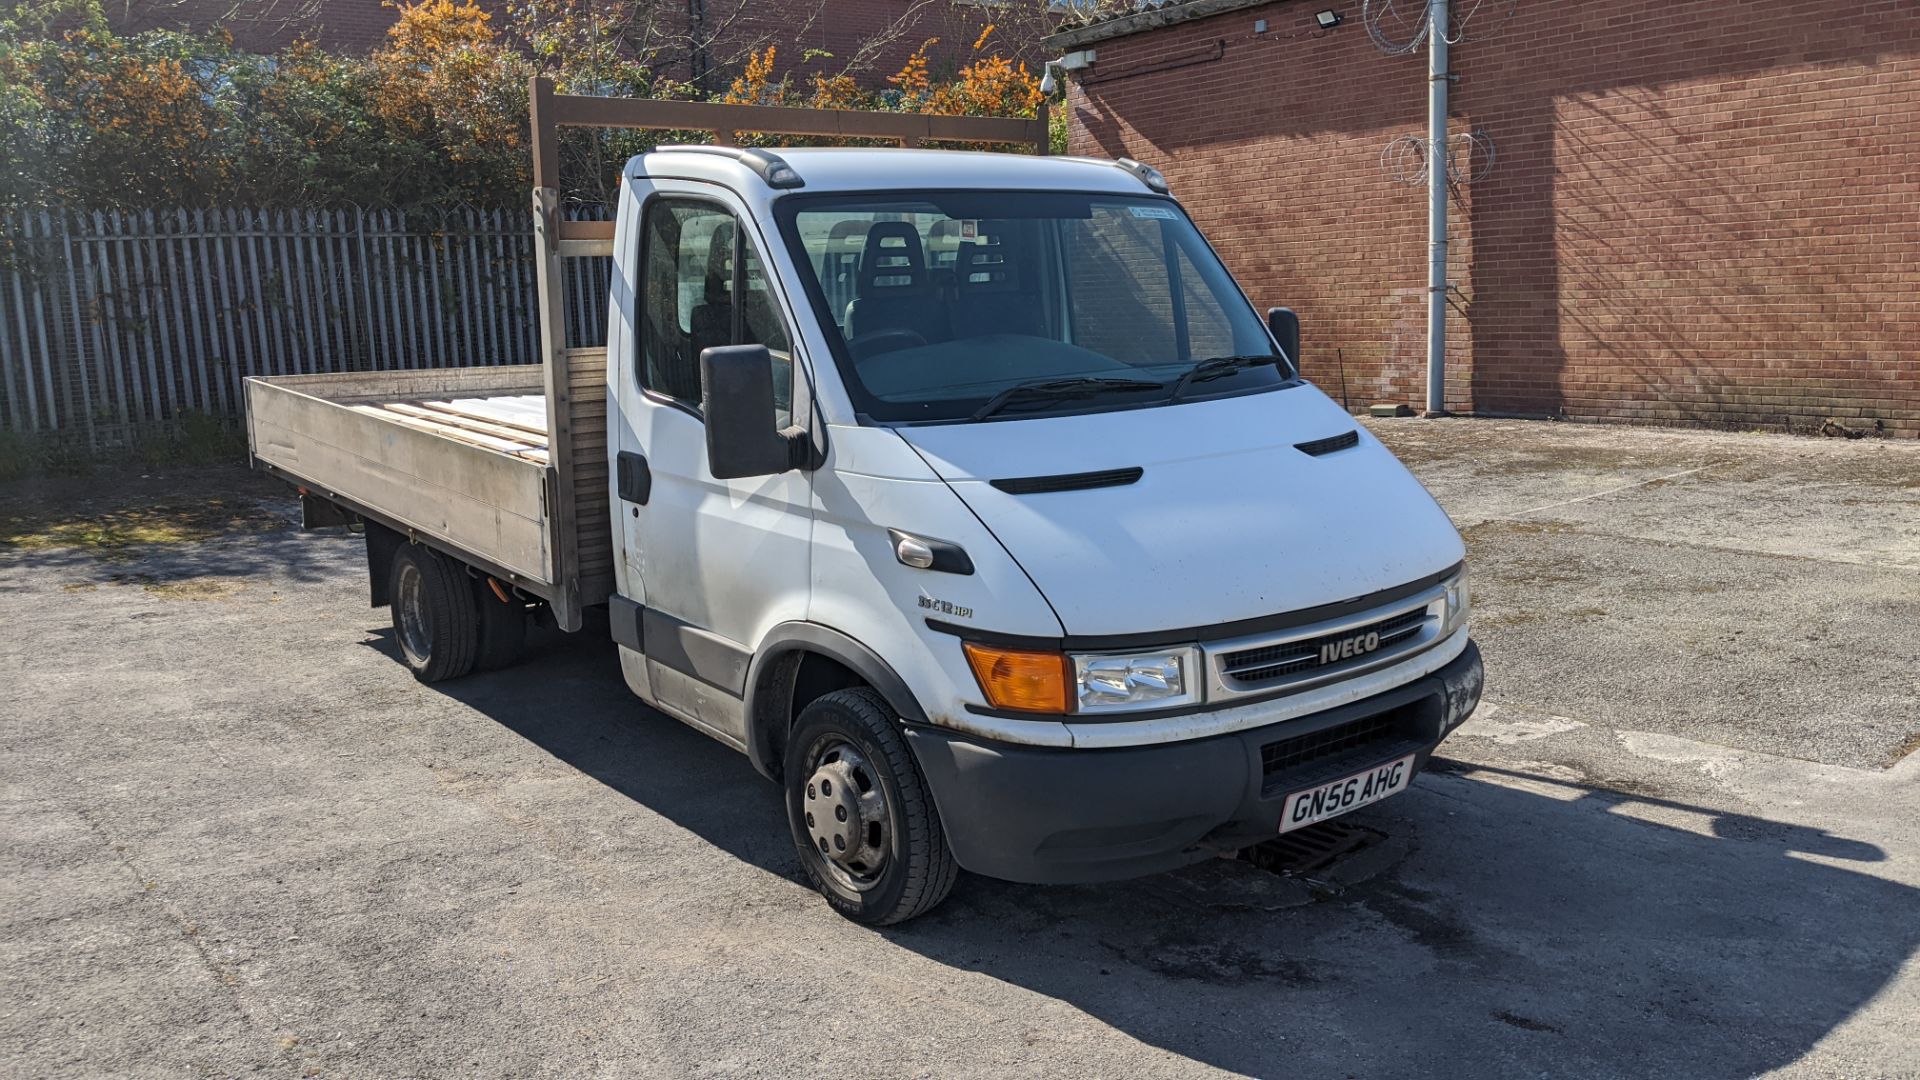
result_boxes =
[1128,205,1179,220]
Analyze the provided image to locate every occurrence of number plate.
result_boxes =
[1278,754,1416,833]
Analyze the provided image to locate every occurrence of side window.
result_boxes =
[638,199,794,424]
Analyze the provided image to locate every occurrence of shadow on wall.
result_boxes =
[1068,0,1920,430]
[420,630,1917,1078]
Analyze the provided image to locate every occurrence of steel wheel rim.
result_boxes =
[801,738,892,892]
[395,561,430,661]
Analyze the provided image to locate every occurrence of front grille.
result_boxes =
[1261,711,1407,778]
[1221,608,1428,686]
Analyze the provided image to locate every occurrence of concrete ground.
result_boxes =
[1,419,1916,1078]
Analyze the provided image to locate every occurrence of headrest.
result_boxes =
[858,221,927,293]
[959,229,1015,292]
[703,221,736,304]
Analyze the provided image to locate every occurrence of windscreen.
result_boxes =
[777,191,1291,424]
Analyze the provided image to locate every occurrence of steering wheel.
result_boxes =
[849,328,928,361]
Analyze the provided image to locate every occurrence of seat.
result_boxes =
[844,222,947,348]
[689,222,738,361]
[691,221,786,356]
[952,226,1044,339]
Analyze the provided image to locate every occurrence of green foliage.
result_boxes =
[0,0,1049,211]
[0,10,448,207]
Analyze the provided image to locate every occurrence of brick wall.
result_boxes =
[1059,0,1920,436]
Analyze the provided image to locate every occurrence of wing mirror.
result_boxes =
[700,345,808,479]
[1267,307,1300,368]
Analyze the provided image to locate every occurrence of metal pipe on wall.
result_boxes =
[1425,0,1450,417]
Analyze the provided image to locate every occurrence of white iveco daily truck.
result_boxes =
[246,83,1482,924]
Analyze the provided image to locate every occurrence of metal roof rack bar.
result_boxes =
[530,76,1050,237]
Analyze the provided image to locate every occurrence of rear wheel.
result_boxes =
[389,544,478,683]
[784,687,957,925]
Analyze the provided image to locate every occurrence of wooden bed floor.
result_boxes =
[349,394,550,463]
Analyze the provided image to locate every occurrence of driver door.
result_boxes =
[610,186,812,746]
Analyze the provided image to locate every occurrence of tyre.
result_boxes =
[472,576,529,671]
[784,687,958,925]
[388,544,478,683]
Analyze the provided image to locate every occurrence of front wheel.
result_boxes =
[784,688,958,925]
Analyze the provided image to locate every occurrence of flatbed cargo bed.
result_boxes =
[350,393,552,464]
[245,363,612,621]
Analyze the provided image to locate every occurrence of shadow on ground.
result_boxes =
[417,630,1918,1078]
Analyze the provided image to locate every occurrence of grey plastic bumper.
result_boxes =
[905,641,1484,885]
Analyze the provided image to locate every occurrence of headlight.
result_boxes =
[1072,647,1200,713]
[962,643,1201,714]
[1442,569,1471,636]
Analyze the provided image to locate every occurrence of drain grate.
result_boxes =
[1242,820,1386,877]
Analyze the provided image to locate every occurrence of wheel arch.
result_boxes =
[743,622,928,781]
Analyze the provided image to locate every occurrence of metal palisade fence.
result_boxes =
[0,205,613,450]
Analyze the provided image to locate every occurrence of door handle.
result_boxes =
[617,451,652,505]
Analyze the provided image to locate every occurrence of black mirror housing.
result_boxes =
[1267,307,1300,368]
[700,344,795,480]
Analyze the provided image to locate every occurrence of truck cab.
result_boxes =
[600,145,1481,922]
[246,89,1481,925]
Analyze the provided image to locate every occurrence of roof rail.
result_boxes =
[650,145,805,189]
[1114,157,1170,194]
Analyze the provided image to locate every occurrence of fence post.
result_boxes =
[53,209,99,449]
[109,209,155,425]
[201,209,237,410]
[0,211,31,431]
[22,212,61,433]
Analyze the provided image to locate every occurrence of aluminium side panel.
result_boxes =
[245,369,557,590]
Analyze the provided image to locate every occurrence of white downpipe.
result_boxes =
[1425,0,1450,416]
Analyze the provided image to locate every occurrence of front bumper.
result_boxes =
[905,640,1484,885]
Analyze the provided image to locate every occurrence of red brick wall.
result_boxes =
[1062,0,1920,436]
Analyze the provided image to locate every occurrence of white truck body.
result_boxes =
[247,88,1482,923]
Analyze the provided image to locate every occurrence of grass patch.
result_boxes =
[142,576,248,600]
[0,497,285,554]
[0,456,289,557]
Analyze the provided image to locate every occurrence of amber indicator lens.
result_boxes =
[963,643,1070,713]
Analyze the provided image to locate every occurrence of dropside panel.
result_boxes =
[244,370,555,588]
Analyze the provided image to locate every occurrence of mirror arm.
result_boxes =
[781,426,820,471]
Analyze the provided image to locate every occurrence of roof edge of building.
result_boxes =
[1044,0,1276,51]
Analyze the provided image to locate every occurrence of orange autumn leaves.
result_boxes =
[1,1,1047,210]
[720,24,1044,127]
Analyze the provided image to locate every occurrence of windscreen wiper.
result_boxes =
[970,376,1164,421]
[1166,355,1280,403]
